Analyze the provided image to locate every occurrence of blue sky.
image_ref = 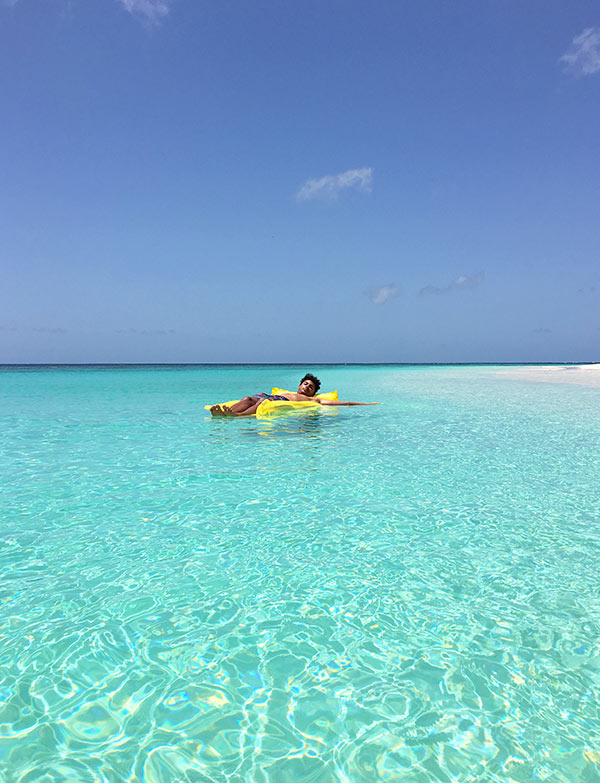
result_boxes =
[1,0,599,363]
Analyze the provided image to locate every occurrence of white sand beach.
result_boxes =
[496,364,600,387]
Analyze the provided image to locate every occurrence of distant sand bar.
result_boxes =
[496,364,600,387]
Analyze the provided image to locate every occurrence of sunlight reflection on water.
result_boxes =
[1,365,599,782]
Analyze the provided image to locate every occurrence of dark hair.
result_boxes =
[301,373,321,393]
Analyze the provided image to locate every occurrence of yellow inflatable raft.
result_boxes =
[205,388,338,418]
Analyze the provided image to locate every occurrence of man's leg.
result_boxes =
[211,396,264,416]
[222,397,264,416]
[228,396,262,414]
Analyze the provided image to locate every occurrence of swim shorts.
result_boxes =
[254,393,289,401]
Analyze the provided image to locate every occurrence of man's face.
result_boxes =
[298,378,316,397]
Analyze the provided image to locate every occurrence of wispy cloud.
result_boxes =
[419,273,483,297]
[115,328,175,335]
[116,0,174,25]
[296,167,373,202]
[4,0,175,18]
[560,27,600,76]
[369,284,398,305]
[533,328,552,334]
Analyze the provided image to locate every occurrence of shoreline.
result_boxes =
[495,364,600,388]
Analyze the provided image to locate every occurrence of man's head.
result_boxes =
[298,373,321,397]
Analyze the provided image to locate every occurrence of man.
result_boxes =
[210,373,378,416]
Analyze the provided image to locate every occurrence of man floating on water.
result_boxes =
[210,373,379,416]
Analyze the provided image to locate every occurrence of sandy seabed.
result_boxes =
[496,364,600,387]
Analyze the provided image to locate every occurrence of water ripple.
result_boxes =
[1,366,599,781]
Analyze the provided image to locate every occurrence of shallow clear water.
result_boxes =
[1,365,599,783]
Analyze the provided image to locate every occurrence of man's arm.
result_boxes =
[317,399,379,406]
[285,392,379,405]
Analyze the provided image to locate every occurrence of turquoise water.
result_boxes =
[1,365,599,783]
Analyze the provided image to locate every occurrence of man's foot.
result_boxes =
[221,406,236,416]
[210,405,225,416]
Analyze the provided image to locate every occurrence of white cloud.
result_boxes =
[296,167,373,202]
[453,273,482,290]
[419,273,483,297]
[116,0,174,24]
[560,27,600,76]
[370,285,398,305]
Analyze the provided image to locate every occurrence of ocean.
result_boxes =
[1,364,599,782]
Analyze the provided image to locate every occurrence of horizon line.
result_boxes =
[1,361,598,369]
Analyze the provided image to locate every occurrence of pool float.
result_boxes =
[205,388,338,418]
